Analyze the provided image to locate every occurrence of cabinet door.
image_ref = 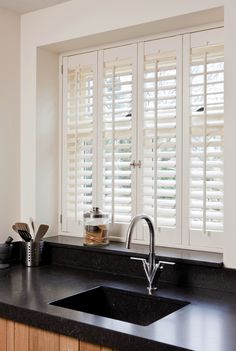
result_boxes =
[29,326,60,351]
[80,342,100,351]
[15,322,29,351]
[60,335,79,351]
[0,318,113,351]
[0,319,29,351]
[80,341,113,351]
[6,320,14,351]
[0,318,6,351]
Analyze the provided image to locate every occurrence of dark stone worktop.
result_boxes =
[0,262,236,351]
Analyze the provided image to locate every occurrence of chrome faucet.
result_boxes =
[126,214,175,295]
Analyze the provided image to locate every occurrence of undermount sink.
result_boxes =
[50,286,189,326]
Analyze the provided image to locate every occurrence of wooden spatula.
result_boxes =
[35,224,49,242]
[12,224,17,233]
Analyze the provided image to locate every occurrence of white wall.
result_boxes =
[21,0,224,47]
[36,48,59,236]
[0,8,20,242]
[22,0,236,264]
[223,0,236,267]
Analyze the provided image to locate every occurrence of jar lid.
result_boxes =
[83,207,109,219]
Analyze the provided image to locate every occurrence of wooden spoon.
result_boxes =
[35,224,49,242]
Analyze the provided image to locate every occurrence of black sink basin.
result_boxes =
[50,286,189,326]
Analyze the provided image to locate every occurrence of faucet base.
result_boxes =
[147,286,157,295]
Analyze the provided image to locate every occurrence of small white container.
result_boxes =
[83,207,110,246]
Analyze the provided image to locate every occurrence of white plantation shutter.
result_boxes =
[101,45,137,227]
[185,28,224,248]
[61,28,224,251]
[62,53,97,232]
[138,37,182,245]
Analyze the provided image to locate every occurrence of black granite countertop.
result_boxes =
[0,263,236,351]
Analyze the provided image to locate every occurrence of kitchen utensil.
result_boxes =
[35,224,49,242]
[0,243,13,269]
[4,236,13,246]
[12,224,17,233]
[22,241,44,267]
[15,222,31,234]
[18,230,32,242]
[29,217,35,238]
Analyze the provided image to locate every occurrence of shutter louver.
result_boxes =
[63,53,97,230]
[189,45,224,234]
[103,59,134,223]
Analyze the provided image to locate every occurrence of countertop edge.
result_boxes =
[0,300,189,351]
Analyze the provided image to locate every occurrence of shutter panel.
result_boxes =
[187,28,224,248]
[62,53,97,233]
[190,46,224,230]
[101,45,137,226]
[138,37,182,245]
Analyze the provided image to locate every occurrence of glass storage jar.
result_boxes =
[83,207,110,246]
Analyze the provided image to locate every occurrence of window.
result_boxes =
[61,27,224,251]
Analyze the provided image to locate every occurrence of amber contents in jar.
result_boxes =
[83,208,110,246]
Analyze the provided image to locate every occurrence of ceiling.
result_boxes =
[0,0,71,14]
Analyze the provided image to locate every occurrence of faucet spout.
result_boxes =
[126,214,156,279]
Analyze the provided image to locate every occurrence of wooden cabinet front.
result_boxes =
[29,326,60,351]
[0,318,114,351]
[60,335,79,351]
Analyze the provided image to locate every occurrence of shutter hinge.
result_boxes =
[61,64,63,75]
[60,214,63,224]
[130,160,141,168]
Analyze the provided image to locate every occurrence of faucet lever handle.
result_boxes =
[158,260,175,266]
[130,257,147,263]
[130,257,150,282]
